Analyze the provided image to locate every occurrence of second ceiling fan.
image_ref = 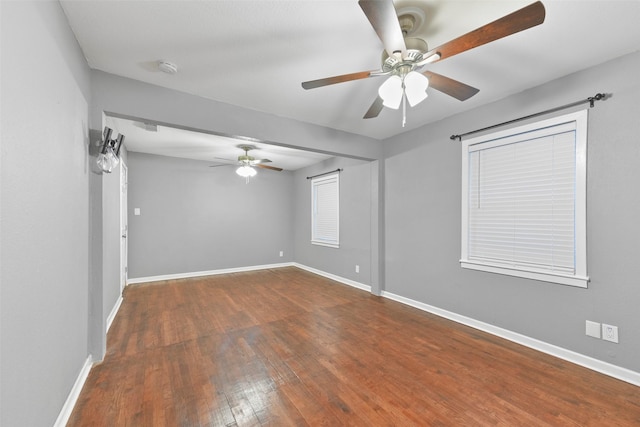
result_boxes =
[301,0,546,124]
[212,145,283,182]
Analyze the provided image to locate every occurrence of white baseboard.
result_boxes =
[381,290,640,387]
[106,294,123,333]
[293,263,371,292]
[54,355,94,427]
[127,262,295,285]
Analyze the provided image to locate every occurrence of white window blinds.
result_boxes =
[461,110,588,287]
[311,173,339,248]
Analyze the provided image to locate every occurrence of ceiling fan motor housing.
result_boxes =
[238,144,256,163]
[382,37,428,74]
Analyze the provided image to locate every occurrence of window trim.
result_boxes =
[311,172,340,248]
[460,110,589,288]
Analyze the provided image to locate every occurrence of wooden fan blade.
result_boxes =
[363,96,384,119]
[252,158,272,164]
[256,164,283,171]
[358,0,406,58]
[302,70,378,90]
[423,71,480,101]
[424,1,545,63]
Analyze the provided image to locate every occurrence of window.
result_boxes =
[460,110,588,288]
[311,173,339,248]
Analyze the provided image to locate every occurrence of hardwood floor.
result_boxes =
[68,267,640,426]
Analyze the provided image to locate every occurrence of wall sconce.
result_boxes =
[97,126,124,173]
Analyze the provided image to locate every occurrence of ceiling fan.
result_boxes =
[211,145,283,182]
[301,0,546,125]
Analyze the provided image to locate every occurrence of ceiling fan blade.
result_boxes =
[212,157,238,164]
[363,96,384,119]
[424,1,545,63]
[302,70,380,90]
[358,0,406,58]
[251,158,272,164]
[256,164,283,172]
[423,71,479,101]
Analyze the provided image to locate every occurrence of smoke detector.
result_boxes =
[158,60,178,74]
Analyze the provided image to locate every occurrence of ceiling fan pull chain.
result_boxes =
[402,91,407,127]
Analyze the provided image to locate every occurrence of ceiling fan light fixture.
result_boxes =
[379,71,429,110]
[404,71,429,107]
[236,165,257,178]
[378,75,403,109]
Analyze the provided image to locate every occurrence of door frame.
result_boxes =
[120,162,128,293]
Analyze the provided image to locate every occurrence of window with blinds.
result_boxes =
[460,110,589,287]
[311,173,339,248]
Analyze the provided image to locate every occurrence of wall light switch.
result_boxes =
[279,251,283,257]
[134,208,141,216]
[355,265,360,273]
[585,320,601,339]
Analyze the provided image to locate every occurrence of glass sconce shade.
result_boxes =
[96,146,120,173]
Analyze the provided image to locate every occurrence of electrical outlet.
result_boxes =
[585,320,601,339]
[602,324,619,343]
[355,265,360,273]
[279,251,283,257]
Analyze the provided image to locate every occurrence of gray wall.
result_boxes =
[127,152,295,278]
[0,2,92,426]
[294,158,373,285]
[384,51,640,373]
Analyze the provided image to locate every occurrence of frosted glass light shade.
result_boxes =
[404,71,429,107]
[378,75,403,109]
[236,165,257,177]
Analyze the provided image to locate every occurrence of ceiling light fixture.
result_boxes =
[378,70,429,127]
[236,164,257,183]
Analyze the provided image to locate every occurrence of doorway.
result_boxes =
[120,162,128,293]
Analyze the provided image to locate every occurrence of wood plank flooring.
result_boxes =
[68,267,640,426]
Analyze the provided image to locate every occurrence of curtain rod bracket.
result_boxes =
[588,92,605,107]
[451,92,607,142]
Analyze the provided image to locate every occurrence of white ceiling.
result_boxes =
[62,0,640,161]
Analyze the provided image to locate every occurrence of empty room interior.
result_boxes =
[2,1,640,425]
